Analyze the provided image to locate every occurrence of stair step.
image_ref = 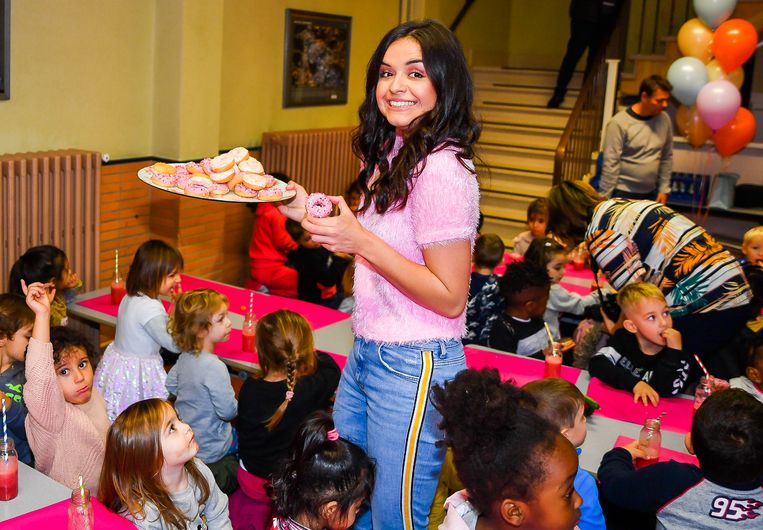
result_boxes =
[476,143,555,174]
[480,123,561,151]
[480,217,527,248]
[471,66,583,89]
[475,84,578,109]
[478,167,552,198]
[480,191,536,223]
[475,104,571,129]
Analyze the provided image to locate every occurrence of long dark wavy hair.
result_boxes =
[354,20,480,214]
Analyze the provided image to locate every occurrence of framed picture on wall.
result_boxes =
[283,9,351,108]
[0,0,9,100]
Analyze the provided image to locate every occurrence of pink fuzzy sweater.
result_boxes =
[353,140,480,342]
[24,338,109,492]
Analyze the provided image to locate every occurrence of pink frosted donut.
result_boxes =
[184,183,210,198]
[200,158,213,175]
[150,173,177,188]
[258,187,284,202]
[174,165,190,178]
[175,173,190,190]
[306,193,332,218]
[210,183,230,196]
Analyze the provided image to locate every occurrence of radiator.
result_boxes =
[1,150,101,293]
[260,127,359,196]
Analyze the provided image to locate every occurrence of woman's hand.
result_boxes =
[302,196,368,255]
[277,181,308,222]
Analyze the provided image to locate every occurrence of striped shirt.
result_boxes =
[586,199,751,317]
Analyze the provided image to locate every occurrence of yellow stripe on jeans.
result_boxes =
[401,350,434,530]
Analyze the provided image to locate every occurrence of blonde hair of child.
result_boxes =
[523,378,585,431]
[98,399,210,529]
[616,282,665,314]
[168,289,229,353]
[255,310,317,431]
[743,226,763,248]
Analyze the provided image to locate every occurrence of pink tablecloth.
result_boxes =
[3,497,134,529]
[614,436,698,466]
[587,378,694,434]
[464,346,580,386]
[78,275,350,331]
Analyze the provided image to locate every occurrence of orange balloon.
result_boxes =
[678,18,714,63]
[706,59,744,89]
[675,105,689,134]
[712,107,756,157]
[686,107,713,148]
[712,19,757,73]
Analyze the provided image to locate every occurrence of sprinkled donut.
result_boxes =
[306,193,332,218]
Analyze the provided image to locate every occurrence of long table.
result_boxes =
[68,275,697,476]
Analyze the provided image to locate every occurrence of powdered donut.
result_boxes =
[186,161,205,175]
[210,166,235,184]
[188,175,213,189]
[228,146,250,165]
[238,157,264,174]
[306,193,332,218]
[211,153,235,173]
[258,187,284,202]
[242,172,269,191]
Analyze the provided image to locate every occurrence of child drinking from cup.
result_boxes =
[99,398,232,529]
[167,288,238,493]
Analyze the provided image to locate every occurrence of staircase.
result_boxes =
[472,67,583,247]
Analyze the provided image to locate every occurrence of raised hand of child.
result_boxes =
[632,381,659,406]
[622,439,650,461]
[21,280,53,316]
[661,328,682,350]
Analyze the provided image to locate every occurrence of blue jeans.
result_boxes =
[333,337,467,530]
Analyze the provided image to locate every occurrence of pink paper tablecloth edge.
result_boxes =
[463,346,581,386]
[3,496,133,528]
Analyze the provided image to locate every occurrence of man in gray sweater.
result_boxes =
[599,75,673,204]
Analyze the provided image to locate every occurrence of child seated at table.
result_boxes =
[525,237,601,340]
[741,226,763,316]
[597,388,763,529]
[523,378,605,530]
[432,368,582,530]
[95,239,183,420]
[269,412,374,530]
[730,337,763,404]
[99,398,231,529]
[512,198,548,257]
[0,293,34,465]
[464,233,505,345]
[21,281,109,492]
[487,261,551,358]
[589,282,692,406]
[285,219,351,308]
[9,245,81,327]
[166,288,238,494]
[230,310,340,530]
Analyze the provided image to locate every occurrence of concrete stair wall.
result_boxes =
[472,67,582,248]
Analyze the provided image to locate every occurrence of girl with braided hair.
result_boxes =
[231,310,341,529]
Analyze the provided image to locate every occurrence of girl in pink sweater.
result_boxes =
[21,281,109,492]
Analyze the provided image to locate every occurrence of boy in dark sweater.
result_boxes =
[464,233,505,345]
[0,293,35,464]
[598,388,763,529]
[589,282,691,405]
[487,261,551,358]
[285,219,350,308]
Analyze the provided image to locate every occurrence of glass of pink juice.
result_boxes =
[0,441,18,501]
